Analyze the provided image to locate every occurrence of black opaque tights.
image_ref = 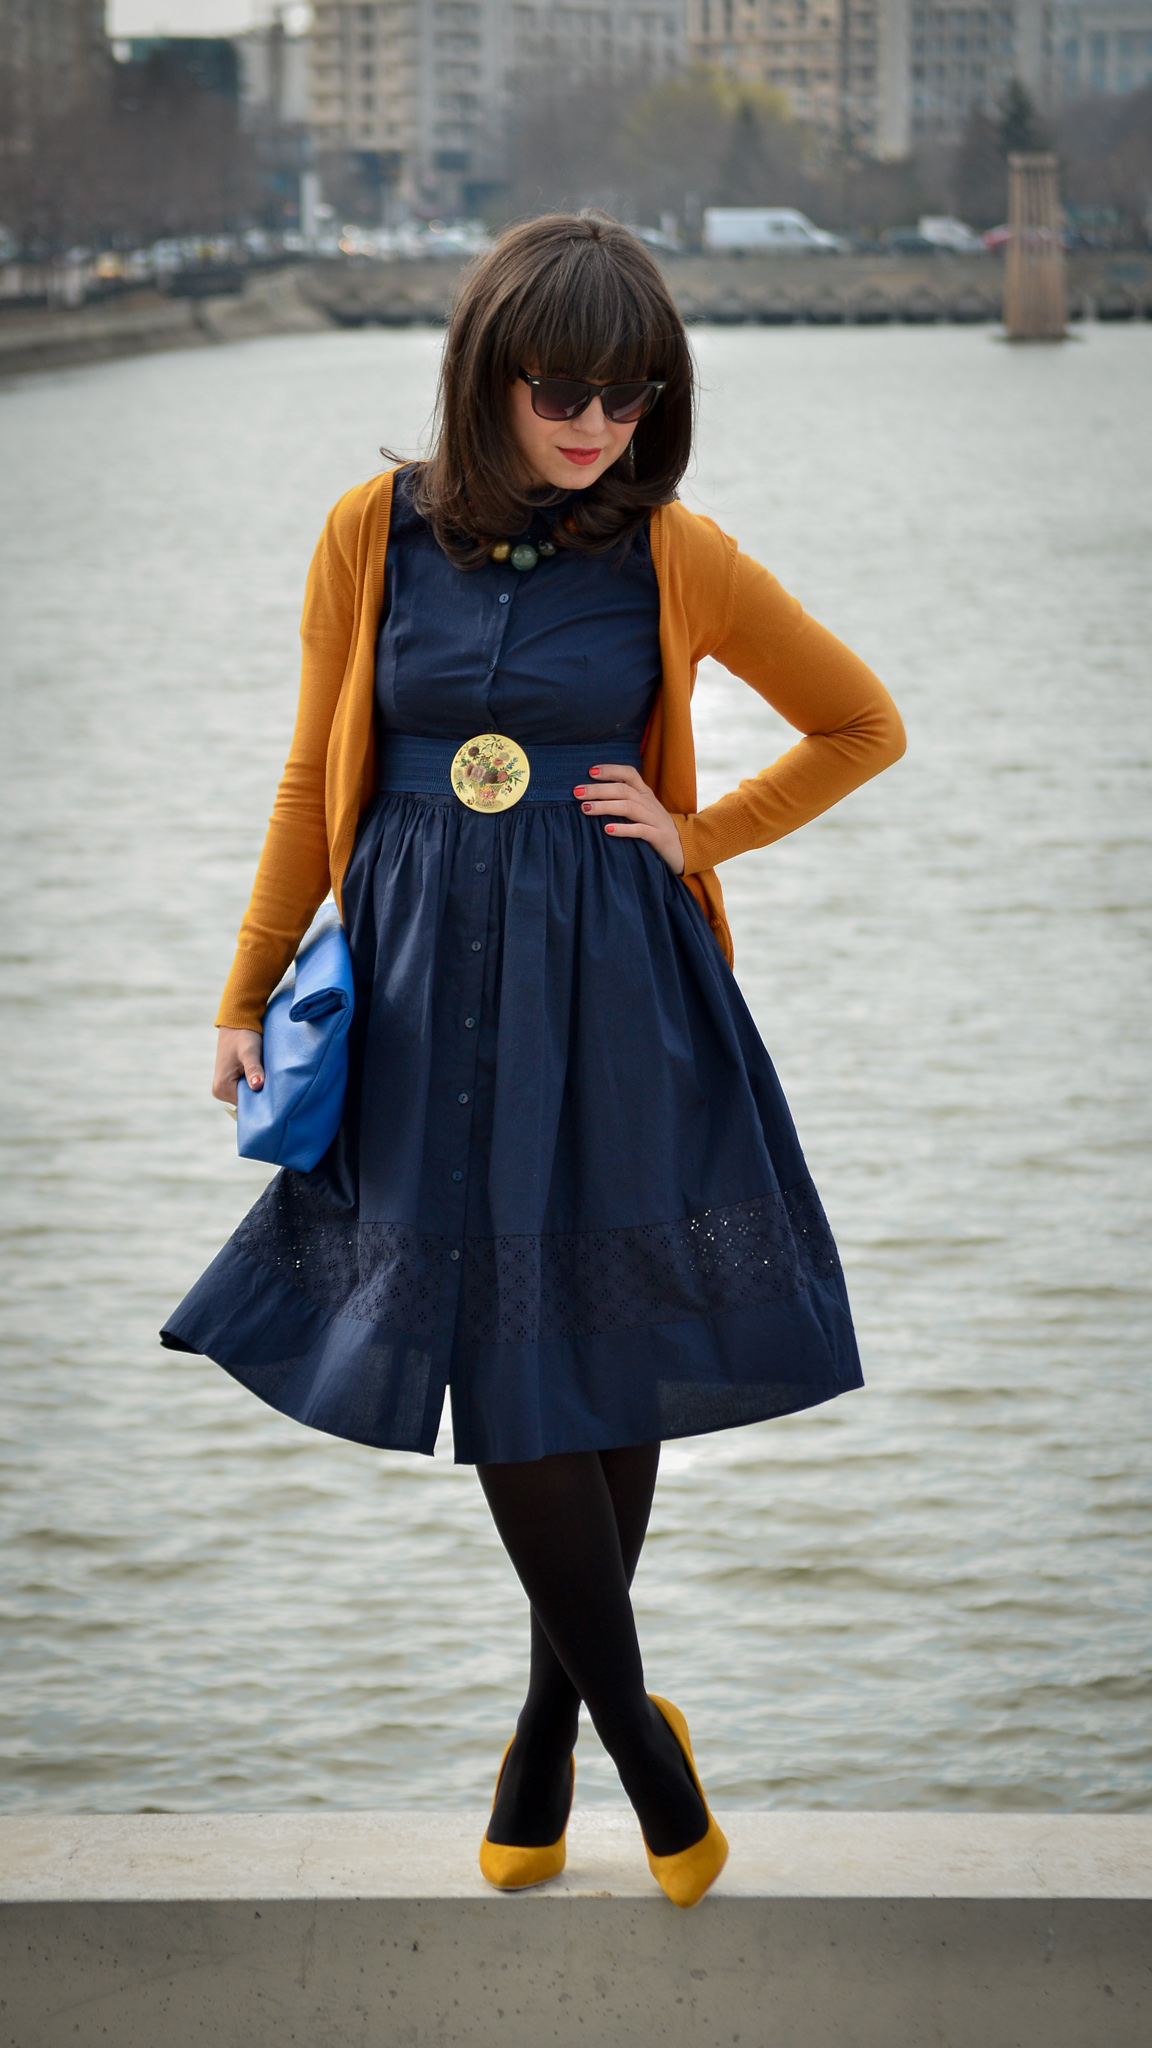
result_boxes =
[477,1445,708,1857]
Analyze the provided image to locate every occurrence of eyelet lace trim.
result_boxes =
[232,1176,840,1347]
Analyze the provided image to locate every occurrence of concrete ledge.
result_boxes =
[2,1811,1150,2046]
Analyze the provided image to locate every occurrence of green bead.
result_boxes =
[509,543,538,572]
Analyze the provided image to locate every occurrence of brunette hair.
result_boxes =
[409,211,694,565]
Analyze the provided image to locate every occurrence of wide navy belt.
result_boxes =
[377,732,642,811]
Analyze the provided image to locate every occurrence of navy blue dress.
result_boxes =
[163,478,862,1462]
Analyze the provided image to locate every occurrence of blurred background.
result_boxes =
[1,0,1150,303]
[0,3,1149,1821]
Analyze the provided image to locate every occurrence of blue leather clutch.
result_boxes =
[236,913,354,1173]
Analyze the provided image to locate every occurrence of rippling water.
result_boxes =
[1,325,1149,1816]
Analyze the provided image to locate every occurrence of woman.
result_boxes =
[163,212,904,1908]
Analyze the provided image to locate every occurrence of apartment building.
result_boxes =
[686,0,879,146]
[308,0,685,212]
[1055,0,1152,96]
[904,0,1051,145]
[686,0,1052,152]
[503,1,686,78]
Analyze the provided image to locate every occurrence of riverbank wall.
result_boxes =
[2,1810,1149,2046]
[2,251,1150,381]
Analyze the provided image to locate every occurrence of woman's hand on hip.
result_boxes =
[213,1027,265,1106]
[574,765,685,876]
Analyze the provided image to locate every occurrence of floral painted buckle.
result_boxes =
[450,733,530,812]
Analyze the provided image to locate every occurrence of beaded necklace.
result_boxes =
[490,537,557,572]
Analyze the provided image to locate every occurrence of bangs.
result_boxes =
[498,240,675,384]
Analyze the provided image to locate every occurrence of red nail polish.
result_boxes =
[574,786,584,796]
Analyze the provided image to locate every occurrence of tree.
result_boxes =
[953,107,1008,226]
[1058,82,1152,245]
[999,79,1048,157]
[0,50,257,255]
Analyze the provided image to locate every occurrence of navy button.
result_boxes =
[457,1091,470,1104]
[464,1015,476,1029]
[449,1247,460,1261]
[498,592,510,605]
[451,1169,464,1182]
[470,940,482,952]
[474,861,486,873]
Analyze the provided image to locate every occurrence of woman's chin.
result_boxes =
[547,461,608,490]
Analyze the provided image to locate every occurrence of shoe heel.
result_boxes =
[642,1695,728,1909]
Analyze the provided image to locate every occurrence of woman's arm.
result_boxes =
[675,546,905,876]
[214,502,359,1033]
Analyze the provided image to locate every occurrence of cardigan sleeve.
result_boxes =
[215,499,358,1031]
[674,542,905,877]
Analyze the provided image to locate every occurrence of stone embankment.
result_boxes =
[2,252,1150,379]
[2,1810,1149,2046]
[0,266,330,379]
[310,249,1152,330]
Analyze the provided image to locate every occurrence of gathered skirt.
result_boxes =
[162,782,863,1461]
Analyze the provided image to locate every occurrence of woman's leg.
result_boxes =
[478,1447,708,1856]
[486,1443,661,1846]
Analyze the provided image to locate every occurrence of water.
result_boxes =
[1,325,1149,1817]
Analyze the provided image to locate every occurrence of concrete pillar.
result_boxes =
[1005,151,1067,337]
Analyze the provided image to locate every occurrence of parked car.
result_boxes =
[879,226,939,255]
[917,215,986,254]
[626,224,681,253]
[703,208,846,254]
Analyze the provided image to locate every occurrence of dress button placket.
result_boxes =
[440,835,493,1310]
[439,576,513,1314]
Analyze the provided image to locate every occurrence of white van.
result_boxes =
[703,208,845,254]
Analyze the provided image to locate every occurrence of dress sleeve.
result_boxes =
[674,543,905,877]
[215,502,358,1031]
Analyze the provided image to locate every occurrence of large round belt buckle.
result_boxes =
[450,733,530,812]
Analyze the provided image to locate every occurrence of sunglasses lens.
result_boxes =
[531,378,591,420]
[603,383,660,423]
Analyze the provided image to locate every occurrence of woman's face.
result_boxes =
[508,369,637,493]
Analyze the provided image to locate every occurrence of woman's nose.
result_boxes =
[579,397,607,434]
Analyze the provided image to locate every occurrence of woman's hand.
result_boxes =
[213,1027,265,1106]
[574,764,686,875]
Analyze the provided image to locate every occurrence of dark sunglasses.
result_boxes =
[517,367,666,425]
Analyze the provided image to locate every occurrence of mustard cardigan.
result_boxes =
[217,470,905,1031]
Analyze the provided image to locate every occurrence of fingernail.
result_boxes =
[573,786,585,796]
[582,802,592,812]
[606,824,615,833]
[590,767,601,776]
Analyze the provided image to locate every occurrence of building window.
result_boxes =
[1089,29,1107,90]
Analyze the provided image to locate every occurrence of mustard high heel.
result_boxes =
[642,1696,729,1908]
[478,1738,576,1891]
